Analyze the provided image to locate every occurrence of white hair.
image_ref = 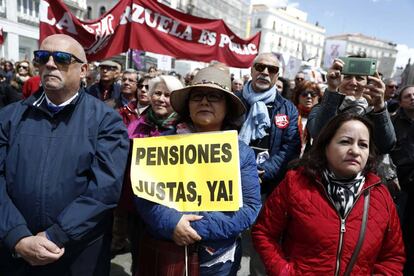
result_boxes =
[148,75,184,95]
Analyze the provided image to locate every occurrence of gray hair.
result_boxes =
[148,75,184,96]
[252,53,279,65]
[384,78,396,85]
[122,69,139,82]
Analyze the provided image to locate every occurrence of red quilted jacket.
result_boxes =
[252,167,405,275]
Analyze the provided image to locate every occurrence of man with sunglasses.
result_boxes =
[0,34,129,275]
[237,52,301,275]
[136,74,152,115]
[238,53,300,193]
[384,78,400,114]
[294,72,306,89]
[87,59,122,109]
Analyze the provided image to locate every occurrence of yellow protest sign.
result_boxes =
[130,130,241,212]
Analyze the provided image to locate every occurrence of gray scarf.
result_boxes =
[239,82,276,144]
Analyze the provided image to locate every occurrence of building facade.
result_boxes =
[250,4,326,72]
[0,0,87,62]
[400,61,414,86]
[176,0,250,39]
[324,33,398,78]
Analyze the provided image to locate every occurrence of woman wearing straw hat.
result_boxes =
[134,66,261,275]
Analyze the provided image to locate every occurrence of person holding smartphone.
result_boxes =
[307,54,396,154]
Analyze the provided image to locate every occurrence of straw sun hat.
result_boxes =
[170,66,246,117]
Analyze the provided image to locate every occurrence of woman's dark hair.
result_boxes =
[278,77,290,99]
[291,113,377,178]
[179,90,243,131]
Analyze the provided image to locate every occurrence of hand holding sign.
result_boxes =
[173,215,203,246]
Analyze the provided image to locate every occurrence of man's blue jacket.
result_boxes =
[237,89,301,189]
[0,89,129,250]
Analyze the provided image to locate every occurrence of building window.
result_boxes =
[256,18,262,28]
[177,0,184,10]
[99,6,106,16]
[278,37,282,47]
[272,21,276,30]
[87,6,92,19]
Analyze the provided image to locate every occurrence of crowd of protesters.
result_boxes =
[0,35,412,276]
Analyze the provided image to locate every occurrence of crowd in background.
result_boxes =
[0,47,413,276]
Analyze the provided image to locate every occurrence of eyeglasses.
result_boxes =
[33,50,84,65]
[253,63,279,74]
[295,77,304,82]
[300,91,318,98]
[138,84,149,90]
[18,65,29,70]
[189,92,225,102]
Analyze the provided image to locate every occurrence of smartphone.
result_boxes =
[339,57,377,76]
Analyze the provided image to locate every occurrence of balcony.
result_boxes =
[0,0,6,15]
[14,0,87,26]
[17,0,39,24]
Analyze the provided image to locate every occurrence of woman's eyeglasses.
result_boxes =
[18,65,29,70]
[189,92,225,102]
[300,91,318,98]
[33,50,84,65]
[253,63,279,74]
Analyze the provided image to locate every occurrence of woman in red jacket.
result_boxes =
[252,112,405,275]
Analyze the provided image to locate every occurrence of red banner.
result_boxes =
[39,0,260,68]
[0,28,4,45]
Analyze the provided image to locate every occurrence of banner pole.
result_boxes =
[185,245,188,276]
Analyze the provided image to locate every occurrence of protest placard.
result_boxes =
[130,131,241,211]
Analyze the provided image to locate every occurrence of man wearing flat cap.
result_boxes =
[87,59,122,109]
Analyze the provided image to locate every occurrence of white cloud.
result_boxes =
[395,44,414,68]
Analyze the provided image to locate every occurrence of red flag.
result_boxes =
[39,0,260,68]
[0,28,4,45]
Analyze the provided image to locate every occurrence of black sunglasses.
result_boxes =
[253,63,279,74]
[300,91,318,98]
[33,50,84,65]
[138,84,149,90]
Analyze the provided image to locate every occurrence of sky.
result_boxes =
[251,0,414,67]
